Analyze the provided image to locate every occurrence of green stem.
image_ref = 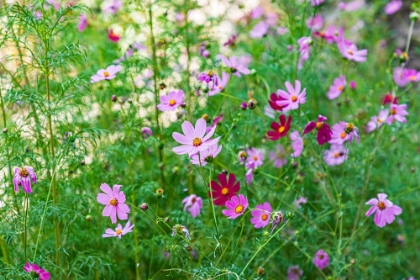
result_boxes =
[148,202,159,279]
[0,238,8,267]
[24,193,29,261]
[405,19,415,54]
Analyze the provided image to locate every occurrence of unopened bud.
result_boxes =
[201,114,209,121]
[140,203,148,211]
[156,188,164,198]
[111,95,117,102]
[85,215,92,222]
[2,128,7,133]
[247,98,257,109]
[257,266,265,276]
[410,12,419,21]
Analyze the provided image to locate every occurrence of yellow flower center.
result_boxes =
[253,155,258,161]
[109,198,118,206]
[291,95,298,102]
[378,201,386,210]
[348,50,354,55]
[169,99,176,106]
[338,85,343,91]
[103,71,110,77]
[390,109,396,115]
[116,229,123,235]
[19,167,29,177]
[261,214,268,221]
[208,70,214,77]
[340,132,347,139]
[221,187,229,195]
[319,254,325,260]
[410,75,415,81]
[316,122,323,129]
[333,152,340,158]
[192,138,202,147]
[278,126,285,133]
[378,118,382,123]
[235,205,244,214]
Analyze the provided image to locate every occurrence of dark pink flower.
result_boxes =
[268,92,286,111]
[222,194,248,219]
[366,193,402,227]
[224,34,238,46]
[13,166,36,193]
[313,250,329,270]
[102,221,134,239]
[97,183,130,224]
[209,173,240,206]
[77,14,88,32]
[287,265,303,280]
[182,194,203,218]
[267,115,292,141]
[23,262,50,280]
[250,202,272,228]
[303,115,332,145]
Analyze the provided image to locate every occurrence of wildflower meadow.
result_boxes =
[1,0,420,279]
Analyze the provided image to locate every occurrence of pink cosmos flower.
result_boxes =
[182,194,203,218]
[208,72,230,96]
[338,0,364,11]
[172,118,220,156]
[157,90,185,111]
[198,71,220,90]
[386,103,408,124]
[269,145,288,168]
[338,40,367,62]
[385,0,402,15]
[268,115,292,140]
[276,80,306,111]
[264,12,278,26]
[102,221,134,239]
[393,67,420,87]
[190,144,222,166]
[220,55,251,77]
[245,168,254,185]
[287,265,303,280]
[245,147,264,169]
[297,37,312,69]
[97,183,130,224]
[172,224,190,239]
[222,194,248,219]
[366,193,402,228]
[250,202,272,228]
[108,29,121,42]
[113,48,134,64]
[306,15,323,30]
[330,121,360,145]
[250,6,264,19]
[141,127,153,139]
[224,34,238,46]
[268,92,286,111]
[311,0,325,6]
[317,25,344,44]
[350,80,357,89]
[294,197,307,208]
[327,75,346,100]
[77,14,88,32]
[303,115,332,145]
[366,109,389,133]
[23,263,50,280]
[324,144,349,166]
[250,21,269,38]
[277,27,289,35]
[290,131,304,157]
[13,166,37,193]
[91,65,122,83]
[264,105,276,119]
[313,250,330,270]
[104,0,123,14]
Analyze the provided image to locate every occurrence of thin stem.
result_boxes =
[405,20,415,54]
[148,202,159,279]
[24,193,29,262]
[0,238,9,267]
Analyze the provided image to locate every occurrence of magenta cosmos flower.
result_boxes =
[250,202,272,228]
[366,193,402,228]
[385,0,402,15]
[141,127,152,139]
[102,221,134,239]
[338,40,367,62]
[77,14,88,32]
[219,55,251,77]
[386,103,408,124]
[190,143,222,166]
[208,72,230,96]
[172,118,220,156]
[268,92,286,111]
[287,265,303,280]
[267,115,292,141]
[366,109,389,133]
[327,75,346,100]
[23,262,50,280]
[306,14,323,30]
[209,173,240,206]
[91,65,122,83]
[245,147,264,169]
[324,144,348,166]
[330,121,360,145]
[290,131,303,157]
[276,80,306,111]
[303,115,332,145]
[393,67,420,87]
[182,194,203,218]
[313,250,329,270]
[97,183,130,224]
[13,166,36,193]
[222,194,248,219]
[198,70,220,90]
[157,90,185,111]
[108,29,121,42]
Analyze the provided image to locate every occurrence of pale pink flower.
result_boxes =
[250,202,272,228]
[324,144,348,166]
[222,194,248,219]
[208,72,230,96]
[97,183,130,224]
[104,0,123,14]
[366,193,402,227]
[250,6,264,19]
[269,145,288,168]
[338,0,364,11]
[172,119,220,156]
[386,103,408,124]
[366,109,389,132]
[311,0,325,6]
[220,55,251,77]
[393,67,420,87]
[245,148,264,169]
[290,131,303,157]
[330,122,360,145]
[385,0,402,15]
[190,144,222,166]
[294,197,308,208]
[77,14,88,32]
[338,40,367,62]
[172,224,190,239]
[277,27,289,35]
[297,37,312,69]
[306,15,323,30]
[13,166,37,193]
[157,90,185,111]
[287,265,303,280]
[102,221,134,239]
[320,25,344,44]
[313,250,330,269]
[276,80,306,111]
[250,21,269,38]
[327,75,346,100]
[91,65,122,83]
[245,168,254,185]
[182,194,203,218]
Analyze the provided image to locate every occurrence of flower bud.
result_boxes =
[201,114,209,121]
[111,95,117,102]
[156,188,164,198]
[247,98,257,109]
[164,216,170,223]
[2,128,7,133]
[80,160,85,166]
[410,11,419,21]
[85,215,92,222]
[159,82,166,90]
[240,102,247,110]
[257,266,265,276]
[140,203,148,211]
